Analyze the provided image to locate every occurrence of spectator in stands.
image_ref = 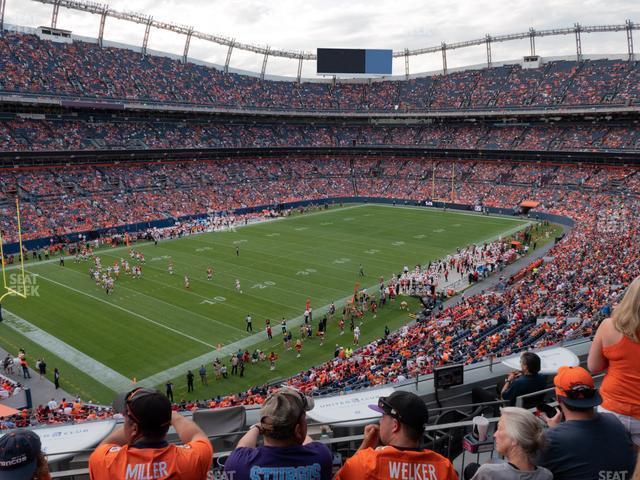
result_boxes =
[588,275,640,448]
[537,366,636,480]
[0,430,50,480]
[335,391,458,480]
[224,387,332,480]
[465,407,551,480]
[472,352,546,407]
[88,387,213,479]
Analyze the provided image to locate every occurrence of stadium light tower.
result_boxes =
[441,42,447,75]
[97,4,108,47]
[485,34,492,67]
[529,28,536,56]
[575,23,583,62]
[224,39,235,74]
[183,27,193,63]
[261,46,270,80]
[297,56,304,83]
[141,16,153,57]
[627,20,635,60]
[51,0,61,28]
[404,48,410,78]
[0,0,6,33]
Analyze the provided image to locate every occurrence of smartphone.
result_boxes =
[536,403,557,418]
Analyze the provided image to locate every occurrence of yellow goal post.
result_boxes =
[0,198,27,302]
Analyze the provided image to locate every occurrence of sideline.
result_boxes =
[3,203,364,272]
[0,309,132,391]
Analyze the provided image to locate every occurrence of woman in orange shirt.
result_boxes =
[588,275,640,450]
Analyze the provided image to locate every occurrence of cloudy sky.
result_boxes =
[7,0,638,78]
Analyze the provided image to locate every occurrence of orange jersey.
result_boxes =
[335,445,458,480]
[89,438,213,480]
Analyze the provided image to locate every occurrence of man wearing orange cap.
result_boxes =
[538,366,636,480]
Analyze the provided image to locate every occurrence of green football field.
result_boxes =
[0,204,529,404]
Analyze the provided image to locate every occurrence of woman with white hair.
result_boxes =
[470,407,551,480]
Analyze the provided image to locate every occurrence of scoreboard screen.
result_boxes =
[317,48,392,75]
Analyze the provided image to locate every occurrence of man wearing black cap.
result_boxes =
[89,387,213,480]
[537,366,636,480]
[335,390,458,480]
[0,430,50,480]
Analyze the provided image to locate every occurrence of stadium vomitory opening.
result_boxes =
[0,0,638,478]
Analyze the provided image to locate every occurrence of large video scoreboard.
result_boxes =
[317,48,392,75]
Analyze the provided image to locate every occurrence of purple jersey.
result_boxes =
[224,442,332,480]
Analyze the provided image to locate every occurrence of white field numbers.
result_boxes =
[333,258,351,264]
[296,268,317,276]
[201,296,226,305]
[252,281,276,290]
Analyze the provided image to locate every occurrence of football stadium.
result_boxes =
[0,0,638,478]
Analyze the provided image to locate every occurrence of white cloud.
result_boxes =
[5,0,638,77]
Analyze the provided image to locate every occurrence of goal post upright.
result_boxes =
[0,197,28,302]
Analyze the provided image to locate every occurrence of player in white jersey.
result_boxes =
[106,277,114,295]
[184,275,190,289]
[235,279,242,294]
[168,261,174,275]
[207,267,213,281]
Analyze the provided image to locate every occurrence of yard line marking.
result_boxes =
[60,267,246,334]
[93,249,336,312]
[4,310,131,392]
[4,204,365,271]
[138,217,533,387]
[136,258,470,388]
[0,309,132,391]
[30,272,216,349]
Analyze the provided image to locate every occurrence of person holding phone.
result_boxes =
[537,366,636,480]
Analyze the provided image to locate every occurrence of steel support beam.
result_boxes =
[51,0,60,28]
[297,57,303,83]
[627,20,634,60]
[441,42,447,75]
[224,40,235,74]
[260,46,270,80]
[141,17,152,57]
[98,7,108,47]
[0,0,6,33]
[575,23,582,62]
[24,2,640,75]
[182,29,193,63]
[485,34,492,67]
[529,28,536,56]
[404,48,410,78]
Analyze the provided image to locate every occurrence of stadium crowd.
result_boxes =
[0,19,639,480]
[1,158,638,426]
[1,117,640,152]
[2,31,640,112]
[1,156,637,243]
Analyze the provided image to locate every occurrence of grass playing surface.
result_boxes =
[1,204,528,403]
